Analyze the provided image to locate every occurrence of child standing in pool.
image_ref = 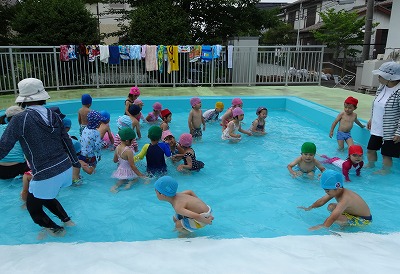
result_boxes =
[329,96,365,151]
[78,94,92,135]
[124,86,140,117]
[80,110,102,173]
[188,97,205,140]
[221,108,252,142]
[98,110,114,149]
[320,145,364,182]
[111,128,146,193]
[299,169,372,230]
[177,133,204,172]
[220,97,243,130]
[145,126,171,176]
[287,142,325,178]
[154,176,214,233]
[146,102,162,123]
[160,109,172,131]
[250,106,268,135]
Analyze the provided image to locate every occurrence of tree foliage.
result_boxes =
[11,0,100,45]
[312,8,368,58]
[0,1,17,45]
[108,0,281,44]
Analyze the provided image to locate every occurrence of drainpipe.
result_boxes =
[361,0,374,62]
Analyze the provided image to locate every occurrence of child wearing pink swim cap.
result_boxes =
[220,97,243,130]
[125,86,141,117]
[221,107,252,142]
[177,133,204,172]
[146,102,163,123]
[188,97,205,140]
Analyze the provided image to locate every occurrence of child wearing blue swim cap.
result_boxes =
[299,169,372,230]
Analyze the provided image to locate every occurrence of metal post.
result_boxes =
[361,0,374,62]
[9,48,17,95]
[296,1,303,48]
[52,46,60,90]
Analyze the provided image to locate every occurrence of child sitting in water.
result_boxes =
[146,102,162,123]
[299,169,372,230]
[188,97,206,139]
[80,110,103,173]
[250,106,268,135]
[111,128,146,193]
[177,133,204,172]
[78,94,92,135]
[220,97,243,130]
[320,145,364,182]
[98,110,114,149]
[221,107,252,142]
[203,101,224,123]
[287,142,326,178]
[162,130,183,162]
[154,176,214,233]
[160,109,172,131]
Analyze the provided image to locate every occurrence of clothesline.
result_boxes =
[59,44,233,72]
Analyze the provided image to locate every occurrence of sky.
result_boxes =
[1,233,399,274]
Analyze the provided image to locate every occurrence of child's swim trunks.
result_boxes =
[337,131,351,141]
[175,206,212,232]
[343,212,372,226]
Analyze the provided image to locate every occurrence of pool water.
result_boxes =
[0,96,399,245]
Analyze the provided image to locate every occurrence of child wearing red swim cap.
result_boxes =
[329,96,366,151]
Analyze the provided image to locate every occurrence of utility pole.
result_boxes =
[361,0,374,62]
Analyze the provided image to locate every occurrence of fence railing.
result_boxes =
[0,45,325,94]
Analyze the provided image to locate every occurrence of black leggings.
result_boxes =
[26,192,70,229]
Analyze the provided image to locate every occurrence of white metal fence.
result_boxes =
[0,45,325,94]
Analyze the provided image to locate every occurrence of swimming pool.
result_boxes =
[0,96,399,245]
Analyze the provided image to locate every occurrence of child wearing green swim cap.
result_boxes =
[287,142,326,178]
[299,169,372,230]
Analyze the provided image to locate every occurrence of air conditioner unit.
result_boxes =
[361,59,386,88]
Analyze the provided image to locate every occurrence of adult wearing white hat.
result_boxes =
[367,62,400,174]
[0,78,81,236]
[0,106,30,179]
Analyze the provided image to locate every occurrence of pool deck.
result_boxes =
[0,85,374,121]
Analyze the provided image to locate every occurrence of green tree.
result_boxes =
[11,0,99,45]
[312,8,368,59]
[0,1,17,45]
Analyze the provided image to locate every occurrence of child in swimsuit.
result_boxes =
[146,102,162,123]
[162,130,183,162]
[203,101,224,122]
[177,133,204,172]
[110,128,146,193]
[160,109,172,131]
[250,106,267,135]
[287,142,326,178]
[78,94,92,135]
[188,97,205,139]
[124,86,140,117]
[80,110,102,173]
[221,107,252,142]
[154,176,214,233]
[299,169,372,230]
[133,99,145,122]
[98,110,115,149]
[220,97,243,130]
[320,145,364,182]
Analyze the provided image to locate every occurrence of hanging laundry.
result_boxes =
[201,45,212,62]
[141,45,147,59]
[68,45,77,60]
[167,45,179,74]
[78,44,87,55]
[99,45,110,63]
[129,45,141,60]
[108,45,120,65]
[87,45,100,62]
[157,45,165,73]
[178,45,191,53]
[189,45,201,62]
[119,45,130,60]
[227,45,233,69]
[212,45,222,58]
[60,45,69,61]
[145,45,158,71]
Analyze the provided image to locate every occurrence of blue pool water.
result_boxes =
[0,96,399,245]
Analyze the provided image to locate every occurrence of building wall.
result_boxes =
[384,0,400,59]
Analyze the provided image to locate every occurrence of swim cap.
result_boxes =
[128,104,141,116]
[148,126,162,141]
[301,142,316,154]
[162,130,174,141]
[232,107,244,117]
[161,109,172,118]
[232,98,243,106]
[190,97,201,107]
[349,145,363,155]
[81,94,92,105]
[49,106,66,119]
[119,127,136,141]
[63,118,72,128]
[134,99,143,105]
[117,115,132,130]
[153,102,162,111]
[5,106,23,118]
[179,133,193,147]
[129,86,140,95]
[155,176,178,197]
[87,110,102,129]
[344,96,358,107]
[100,110,110,122]
[72,139,81,154]
[256,106,267,115]
[321,170,343,190]
[215,102,224,109]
